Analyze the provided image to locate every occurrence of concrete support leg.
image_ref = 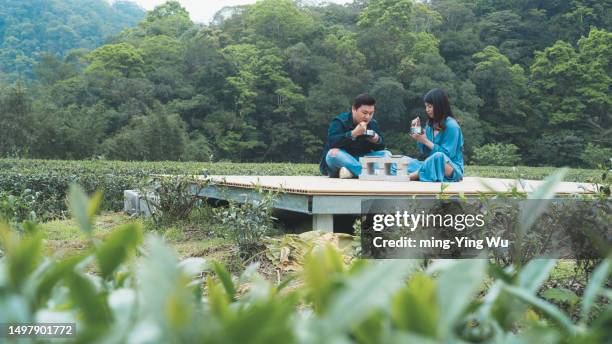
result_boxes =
[312,214,334,232]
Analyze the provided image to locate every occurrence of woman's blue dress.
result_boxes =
[408,117,464,182]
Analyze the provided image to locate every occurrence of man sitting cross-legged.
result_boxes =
[319,93,392,179]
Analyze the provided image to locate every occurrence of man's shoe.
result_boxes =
[339,167,354,179]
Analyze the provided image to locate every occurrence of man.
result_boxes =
[319,93,391,178]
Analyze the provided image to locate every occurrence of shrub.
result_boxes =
[472,143,521,166]
[0,189,38,224]
[213,187,277,257]
[580,143,612,168]
[0,158,318,219]
[139,175,209,226]
[529,135,584,167]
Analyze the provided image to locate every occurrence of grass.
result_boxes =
[42,211,131,241]
[39,210,592,284]
[39,210,241,271]
[41,212,134,259]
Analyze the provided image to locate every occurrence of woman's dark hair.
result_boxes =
[423,88,455,130]
[353,93,376,109]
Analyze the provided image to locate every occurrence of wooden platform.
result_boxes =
[197,175,596,196]
[192,175,597,232]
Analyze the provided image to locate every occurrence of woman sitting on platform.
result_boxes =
[407,88,464,182]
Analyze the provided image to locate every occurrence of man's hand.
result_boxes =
[351,121,367,138]
[366,132,380,143]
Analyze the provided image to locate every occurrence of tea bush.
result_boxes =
[138,174,210,226]
[0,158,318,219]
[0,158,603,220]
[0,183,610,343]
[213,187,278,257]
[0,189,38,224]
[472,143,522,166]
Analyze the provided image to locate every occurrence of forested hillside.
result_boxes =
[1,0,610,167]
[0,0,145,78]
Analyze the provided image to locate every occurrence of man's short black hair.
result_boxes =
[352,93,376,109]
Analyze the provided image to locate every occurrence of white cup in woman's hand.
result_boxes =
[410,117,421,135]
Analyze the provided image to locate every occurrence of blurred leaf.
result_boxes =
[518,259,556,294]
[485,260,555,331]
[88,190,103,220]
[66,271,112,322]
[108,288,136,322]
[541,288,580,305]
[488,263,514,284]
[104,288,137,343]
[137,235,195,336]
[319,259,418,337]
[352,310,385,344]
[0,222,43,289]
[391,272,437,338]
[218,292,298,344]
[386,331,440,344]
[581,258,611,320]
[207,276,230,321]
[0,294,30,323]
[67,184,101,235]
[437,259,486,339]
[303,245,346,314]
[212,261,236,301]
[34,253,86,307]
[96,223,143,279]
[21,221,39,235]
[178,257,207,278]
[520,168,568,234]
[503,285,576,335]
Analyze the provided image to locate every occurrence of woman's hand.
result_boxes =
[410,131,428,143]
[409,116,425,142]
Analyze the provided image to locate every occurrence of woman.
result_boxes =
[407,88,464,182]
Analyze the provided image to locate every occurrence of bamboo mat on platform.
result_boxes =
[194,175,597,196]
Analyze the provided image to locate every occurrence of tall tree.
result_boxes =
[472,46,529,146]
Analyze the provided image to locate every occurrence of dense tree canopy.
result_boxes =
[0,0,144,79]
[1,0,610,167]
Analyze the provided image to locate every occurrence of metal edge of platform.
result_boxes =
[196,183,597,215]
[198,184,448,215]
[199,181,595,197]
[160,174,598,195]
[310,194,438,214]
[198,184,311,214]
